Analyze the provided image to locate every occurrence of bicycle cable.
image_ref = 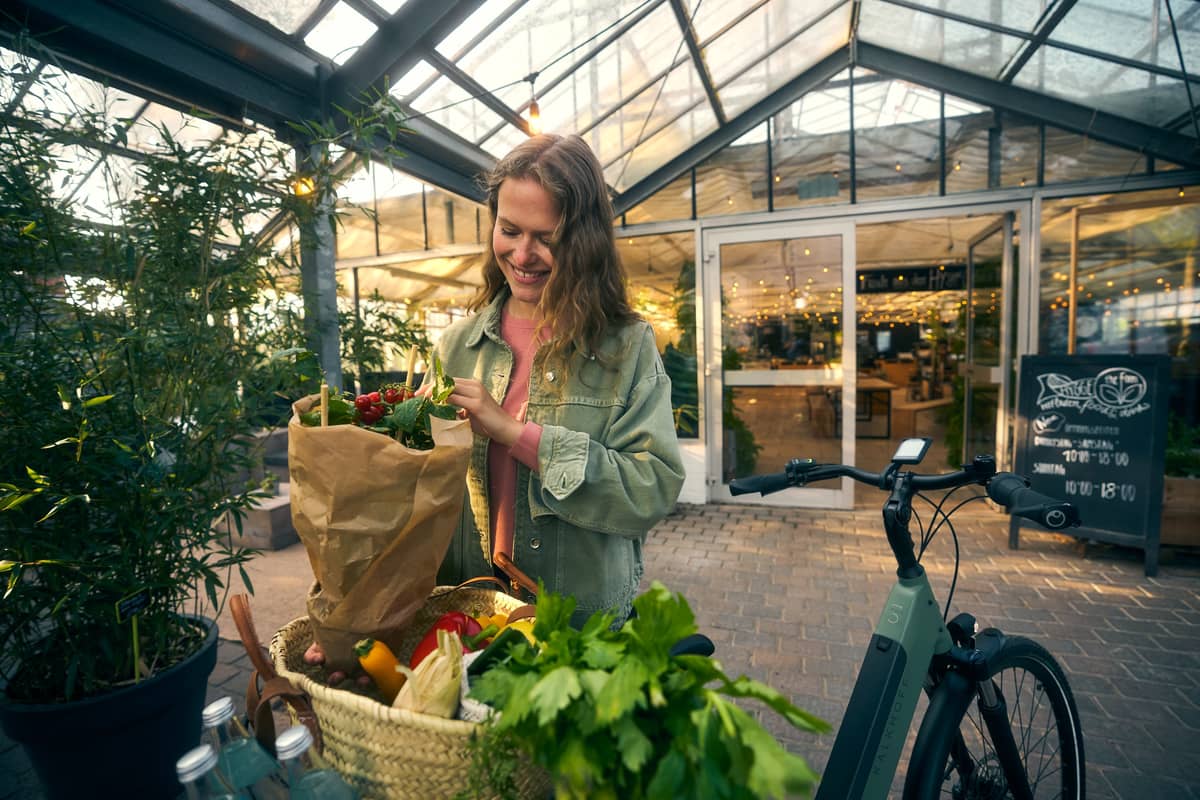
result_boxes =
[915,488,991,621]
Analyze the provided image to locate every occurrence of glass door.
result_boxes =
[704,221,856,508]
[962,213,1014,463]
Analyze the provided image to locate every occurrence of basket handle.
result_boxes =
[231,593,323,755]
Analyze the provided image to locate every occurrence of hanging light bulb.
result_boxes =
[527,73,542,135]
[528,98,541,135]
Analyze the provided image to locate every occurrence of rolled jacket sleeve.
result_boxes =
[528,327,684,537]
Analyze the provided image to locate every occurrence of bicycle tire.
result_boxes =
[904,632,1085,800]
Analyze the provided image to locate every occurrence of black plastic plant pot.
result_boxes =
[0,616,219,800]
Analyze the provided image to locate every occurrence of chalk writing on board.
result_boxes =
[1034,367,1149,418]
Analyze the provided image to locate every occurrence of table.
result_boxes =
[831,377,897,439]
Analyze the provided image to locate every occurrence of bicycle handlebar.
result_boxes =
[728,456,1081,532]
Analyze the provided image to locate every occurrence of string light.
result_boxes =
[526,73,541,135]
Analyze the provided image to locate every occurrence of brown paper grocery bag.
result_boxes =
[287,394,472,672]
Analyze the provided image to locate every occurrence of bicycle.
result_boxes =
[729,437,1086,800]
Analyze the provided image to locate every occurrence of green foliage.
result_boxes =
[461,582,828,800]
[0,51,318,701]
[1165,412,1200,477]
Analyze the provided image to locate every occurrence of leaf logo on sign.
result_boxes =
[1036,367,1149,419]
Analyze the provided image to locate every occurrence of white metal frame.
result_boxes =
[702,218,858,509]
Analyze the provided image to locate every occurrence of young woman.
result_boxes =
[434,133,684,625]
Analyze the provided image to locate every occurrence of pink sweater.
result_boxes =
[488,311,543,559]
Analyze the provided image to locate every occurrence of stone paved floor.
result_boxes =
[4,501,1199,799]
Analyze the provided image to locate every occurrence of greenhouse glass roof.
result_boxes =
[2,0,1197,217]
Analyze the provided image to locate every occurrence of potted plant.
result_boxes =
[1161,412,1200,548]
[0,50,317,797]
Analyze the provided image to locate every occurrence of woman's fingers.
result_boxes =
[304,641,325,665]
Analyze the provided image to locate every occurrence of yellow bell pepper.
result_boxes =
[503,617,536,643]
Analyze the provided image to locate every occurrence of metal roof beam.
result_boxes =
[423,50,532,135]
[328,0,483,105]
[669,0,726,125]
[999,0,1078,84]
[857,42,1200,169]
[613,47,849,215]
[0,0,319,125]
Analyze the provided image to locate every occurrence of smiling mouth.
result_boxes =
[510,265,548,283]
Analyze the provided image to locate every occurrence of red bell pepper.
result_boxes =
[409,611,497,668]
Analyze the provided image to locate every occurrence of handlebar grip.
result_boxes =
[987,473,1081,531]
[729,472,791,496]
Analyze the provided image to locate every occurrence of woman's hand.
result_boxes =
[446,377,523,446]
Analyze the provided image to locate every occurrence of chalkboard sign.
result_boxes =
[1011,354,1170,576]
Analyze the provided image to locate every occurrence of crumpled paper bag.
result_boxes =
[287,394,471,672]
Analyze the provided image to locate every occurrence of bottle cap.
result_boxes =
[201,696,236,728]
[275,725,314,761]
[176,743,218,783]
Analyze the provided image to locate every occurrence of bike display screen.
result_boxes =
[892,437,932,464]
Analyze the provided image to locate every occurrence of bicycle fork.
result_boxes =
[938,620,1035,800]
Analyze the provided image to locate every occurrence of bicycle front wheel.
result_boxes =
[905,632,1085,800]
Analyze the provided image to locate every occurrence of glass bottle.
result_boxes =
[275,725,358,800]
[175,743,240,800]
[201,696,279,799]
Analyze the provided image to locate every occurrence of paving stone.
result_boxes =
[3,501,1198,798]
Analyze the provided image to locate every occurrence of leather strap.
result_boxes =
[493,552,539,598]
[230,593,322,754]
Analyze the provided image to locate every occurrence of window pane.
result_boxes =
[303,2,376,64]
[884,0,1045,32]
[227,0,323,35]
[696,124,767,217]
[618,232,699,438]
[624,170,693,224]
[710,4,851,119]
[1014,44,1188,127]
[858,4,1025,78]
[771,71,851,211]
[372,166,426,252]
[1043,127,1149,184]
[425,185,485,248]
[600,62,716,191]
[1038,188,1200,390]
[1053,1,1191,73]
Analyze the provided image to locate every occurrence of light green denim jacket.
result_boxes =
[433,291,685,624]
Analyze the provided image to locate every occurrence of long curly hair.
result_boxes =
[470,134,638,367]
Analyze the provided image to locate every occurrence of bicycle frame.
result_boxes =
[815,470,954,800]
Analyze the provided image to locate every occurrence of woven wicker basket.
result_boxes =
[270,586,551,800]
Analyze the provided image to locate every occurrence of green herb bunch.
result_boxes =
[465,582,829,800]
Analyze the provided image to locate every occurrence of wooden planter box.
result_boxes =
[1161,476,1200,548]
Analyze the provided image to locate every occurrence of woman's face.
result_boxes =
[493,177,559,318]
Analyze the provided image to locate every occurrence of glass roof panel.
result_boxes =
[687,0,764,44]
[890,0,1045,33]
[407,75,508,141]
[479,123,529,159]
[604,64,718,191]
[1053,0,1192,73]
[854,76,984,129]
[66,152,139,225]
[1013,44,1190,128]
[127,102,226,151]
[512,2,684,137]
[715,4,852,118]
[858,3,1026,78]
[373,0,412,13]
[431,0,514,58]
[225,0,324,35]
[440,0,659,98]
[303,2,377,65]
[388,59,438,102]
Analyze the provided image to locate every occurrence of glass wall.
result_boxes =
[617,231,699,439]
[1039,186,1200,426]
